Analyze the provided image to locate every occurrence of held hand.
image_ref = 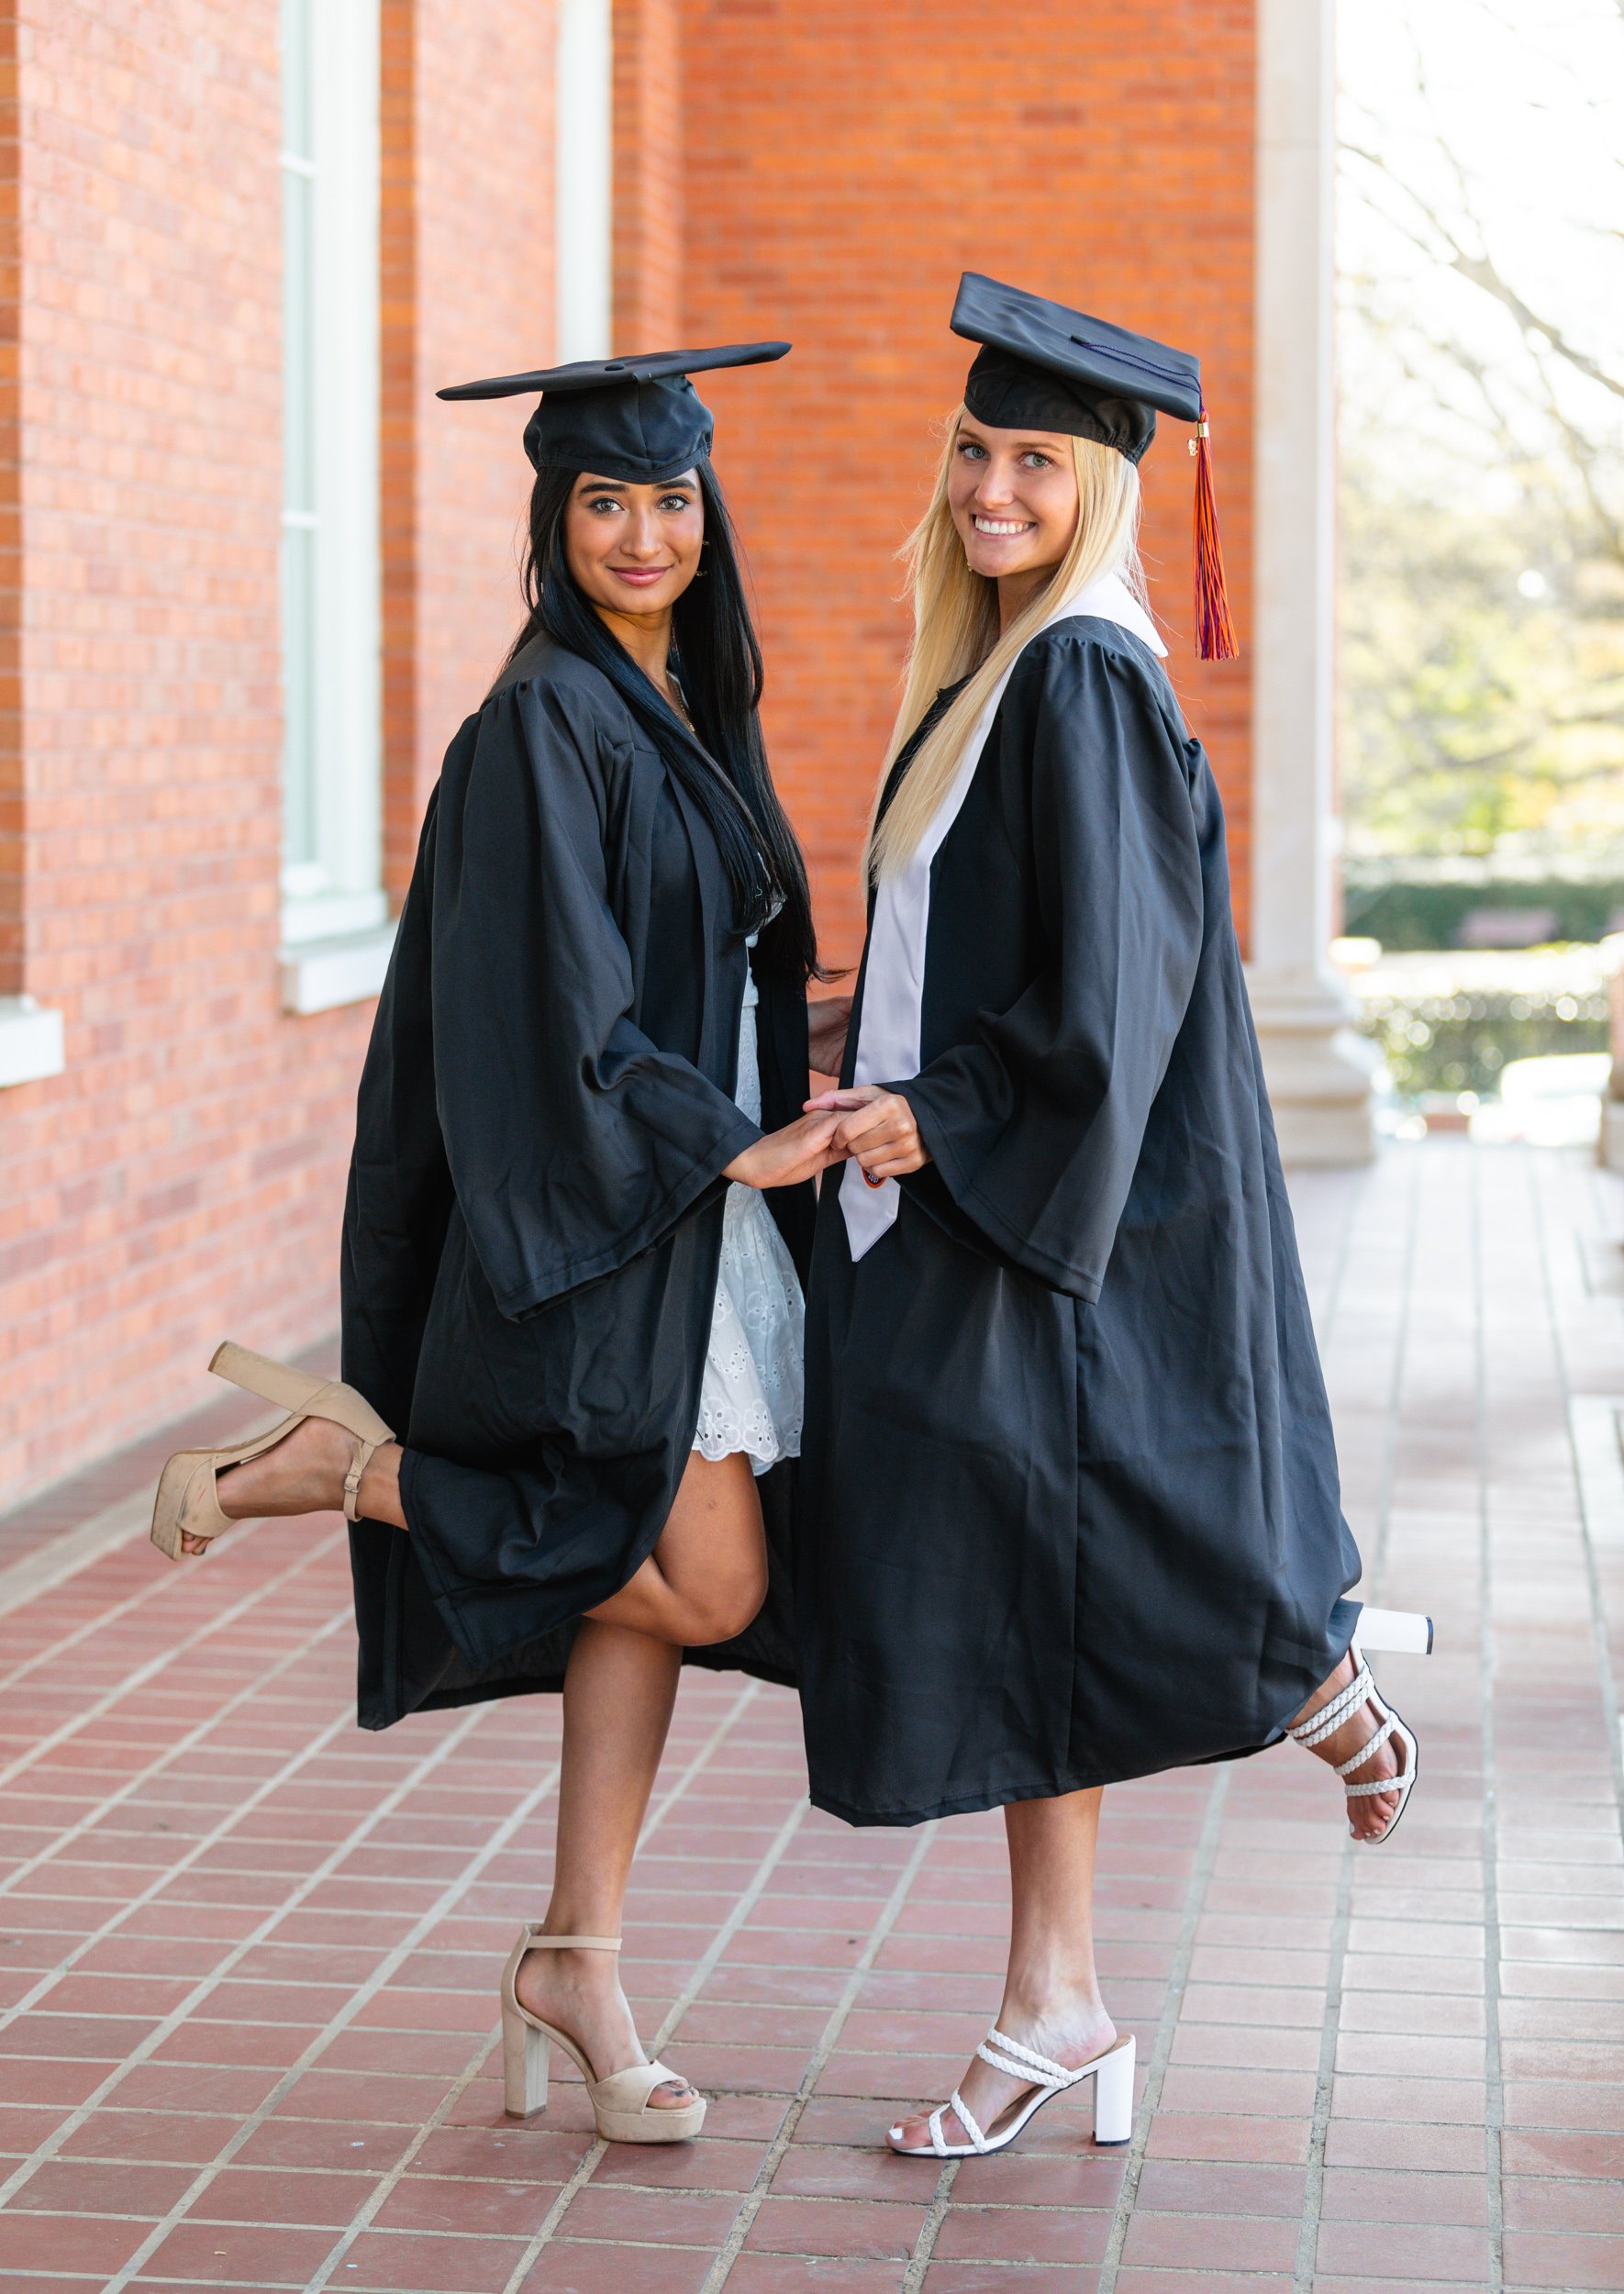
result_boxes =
[724,1110,849,1190]
[801,1084,930,1182]
[806,991,854,1080]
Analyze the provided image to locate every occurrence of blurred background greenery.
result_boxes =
[1335,0,1623,1130]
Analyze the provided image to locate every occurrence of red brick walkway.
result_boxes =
[0,1139,1620,2291]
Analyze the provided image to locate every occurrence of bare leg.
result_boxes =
[209,1435,753,2109]
[1289,1649,1402,1841]
[513,1618,695,2109]
[207,1431,758,1656]
[519,1453,769,2103]
[890,1788,1117,2152]
[587,1451,767,1647]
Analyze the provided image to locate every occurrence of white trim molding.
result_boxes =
[279,0,384,951]
[279,884,388,950]
[279,922,396,1017]
[555,0,613,362]
[1247,0,1377,1165]
[0,997,65,1089]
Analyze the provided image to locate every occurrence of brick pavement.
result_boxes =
[0,1136,1620,2291]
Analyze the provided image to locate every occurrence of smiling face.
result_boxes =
[562,468,705,623]
[947,415,1081,589]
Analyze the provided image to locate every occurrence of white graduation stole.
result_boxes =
[839,569,1166,1262]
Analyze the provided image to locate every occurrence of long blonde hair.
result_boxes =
[866,415,1145,882]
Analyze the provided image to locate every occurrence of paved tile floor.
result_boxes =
[0,1137,1621,2292]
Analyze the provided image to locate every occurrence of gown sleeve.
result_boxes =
[431,675,761,1320]
[895,634,1204,1301]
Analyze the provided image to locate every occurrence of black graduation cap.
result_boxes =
[949,273,1237,661]
[437,342,791,485]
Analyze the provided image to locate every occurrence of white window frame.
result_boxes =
[0,998,65,1089]
[555,0,613,362]
[279,0,385,959]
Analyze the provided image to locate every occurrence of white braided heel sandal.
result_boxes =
[887,2027,1136,2157]
[1286,1642,1418,1844]
[499,1927,706,2144]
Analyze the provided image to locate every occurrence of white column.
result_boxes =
[555,0,613,362]
[1248,0,1376,1164]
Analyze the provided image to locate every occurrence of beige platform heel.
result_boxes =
[499,1927,706,2144]
[150,1342,395,1562]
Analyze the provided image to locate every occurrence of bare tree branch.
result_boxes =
[1450,250,1624,404]
[1342,140,1624,405]
[1523,341,1624,567]
[1337,0,1624,866]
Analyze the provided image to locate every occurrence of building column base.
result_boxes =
[1599,1098,1624,1173]
[1247,971,1380,1167]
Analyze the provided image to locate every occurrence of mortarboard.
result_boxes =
[437,342,791,486]
[950,273,1238,662]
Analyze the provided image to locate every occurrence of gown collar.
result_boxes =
[1038,562,1167,658]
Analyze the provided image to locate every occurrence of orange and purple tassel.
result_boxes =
[1190,408,1239,663]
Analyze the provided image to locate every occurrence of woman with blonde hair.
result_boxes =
[796,275,1425,2161]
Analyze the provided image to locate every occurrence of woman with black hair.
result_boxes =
[149,345,846,2145]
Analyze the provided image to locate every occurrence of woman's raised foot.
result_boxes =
[182,1420,402,1553]
[1287,1649,1410,1843]
[211,1416,359,1529]
[152,1345,398,1560]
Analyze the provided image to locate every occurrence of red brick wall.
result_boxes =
[614,0,684,350]
[678,0,1255,969]
[0,0,555,1509]
[0,3,17,1000]
[0,0,1257,1509]
[393,1,556,852]
[0,2,360,1501]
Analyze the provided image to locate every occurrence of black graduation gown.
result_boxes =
[796,616,1363,1827]
[341,635,814,1730]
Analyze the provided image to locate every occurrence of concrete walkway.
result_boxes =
[0,1137,1619,2292]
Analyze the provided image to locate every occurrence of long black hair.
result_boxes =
[501,458,820,980]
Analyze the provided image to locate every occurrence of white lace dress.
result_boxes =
[691,951,805,1476]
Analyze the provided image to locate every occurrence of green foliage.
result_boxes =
[1341,872,1624,949]
[1338,459,1624,867]
[1356,979,1607,1097]
[1336,0,1624,887]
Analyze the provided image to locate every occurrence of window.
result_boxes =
[279,0,384,955]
